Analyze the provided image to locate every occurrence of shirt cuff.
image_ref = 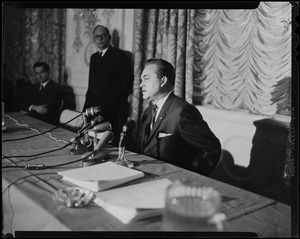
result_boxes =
[29,105,34,111]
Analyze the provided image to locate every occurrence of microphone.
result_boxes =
[78,115,104,134]
[118,119,136,147]
[83,106,102,118]
[80,122,111,148]
[91,121,112,132]
[70,131,86,143]
[122,119,136,134]
[81,130,113,166]
[94,130,114,153]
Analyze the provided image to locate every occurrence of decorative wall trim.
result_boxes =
[66,9,133,112]
[196,105,290,167]
[196,106,291,126]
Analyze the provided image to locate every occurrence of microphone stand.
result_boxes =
[81,130,112,167]
[69,114,91,155]
[112,131,134,168]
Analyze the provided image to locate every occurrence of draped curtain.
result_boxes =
[130,2,292,146]
[130,9,195,145]
[24,9,66,84]
[3,6,66,84]
[193,2,292,116]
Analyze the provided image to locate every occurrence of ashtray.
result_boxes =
[53,187,96,208]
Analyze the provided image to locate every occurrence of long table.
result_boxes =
[2,112,292,237]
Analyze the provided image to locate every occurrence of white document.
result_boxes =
[94,178,172,224]
[96,178,172,209]
[58,162,144,192]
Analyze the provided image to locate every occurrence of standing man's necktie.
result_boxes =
[96,51,103,63]
[150,104,158,130]
[39,84,43,92]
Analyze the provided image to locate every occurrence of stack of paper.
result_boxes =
[58,162,145,192]
[94,178,172,224]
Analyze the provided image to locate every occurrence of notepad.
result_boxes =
[58,162,145,192]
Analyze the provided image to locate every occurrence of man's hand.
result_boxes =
[31,104,48,114]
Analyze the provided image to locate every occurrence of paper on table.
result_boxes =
[96,178,172,208]
[95,198,138,224]
[94,178,172,224]
[58,162,144,192]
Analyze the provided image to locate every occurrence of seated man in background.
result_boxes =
[139,58,221,176]
[17,62,63,125]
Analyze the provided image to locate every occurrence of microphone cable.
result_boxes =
[2,172,59,195]
[2,141,73,159]
[2,113,82,142]
[2,149,96,170]
[2,157,60,195]
[2,119,99,159]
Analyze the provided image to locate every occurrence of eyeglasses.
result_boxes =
[93,34,108,39]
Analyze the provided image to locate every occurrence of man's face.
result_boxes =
[93,27,111,51]
[140,64,162,102]
[34,66,49,84]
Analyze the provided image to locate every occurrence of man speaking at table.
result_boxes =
[139,58,221,176]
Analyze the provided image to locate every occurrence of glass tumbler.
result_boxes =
[162,179,226,231]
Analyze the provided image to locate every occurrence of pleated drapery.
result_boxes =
[131,9,195,147]
[24,9,66,84]
[193,2,292,116]
[3,3,292,125]
[3,7,66,84]
[130,2,292,148]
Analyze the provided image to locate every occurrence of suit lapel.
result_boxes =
[33,83,44,102]
[34,80,52,103]
[39,80,52,94]
[141,108,151,147]
[144,93,176,149]
[94,46,112,65]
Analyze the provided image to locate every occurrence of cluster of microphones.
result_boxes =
[70,106,136,166]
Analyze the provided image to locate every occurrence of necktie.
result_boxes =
[96,51,102,63]
[39,84,43,92]
[150,105,158,130]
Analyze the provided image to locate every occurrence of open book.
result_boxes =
[58,162,145,192]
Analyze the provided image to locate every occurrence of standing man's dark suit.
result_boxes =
[18,80,63,125]
[83,25,132,146]
[139,59,221,176]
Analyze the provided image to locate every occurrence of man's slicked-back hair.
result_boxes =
[33,62,50,72]
[144,58,175,86]
[93,25,110,35]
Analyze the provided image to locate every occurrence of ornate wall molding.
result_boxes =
[72,9,117,67]
[66,9,129,111]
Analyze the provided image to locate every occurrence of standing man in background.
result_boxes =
[17,62,63,125]
[83,25,133,146]
[139,58,221,176]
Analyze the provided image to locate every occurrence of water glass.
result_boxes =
[162,179,226,231]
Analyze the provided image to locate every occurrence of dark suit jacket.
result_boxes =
[83,45,133,145]
[140,92,221,176]
[18,80,63,125]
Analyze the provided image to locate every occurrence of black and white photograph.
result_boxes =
[2,1,298,238]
